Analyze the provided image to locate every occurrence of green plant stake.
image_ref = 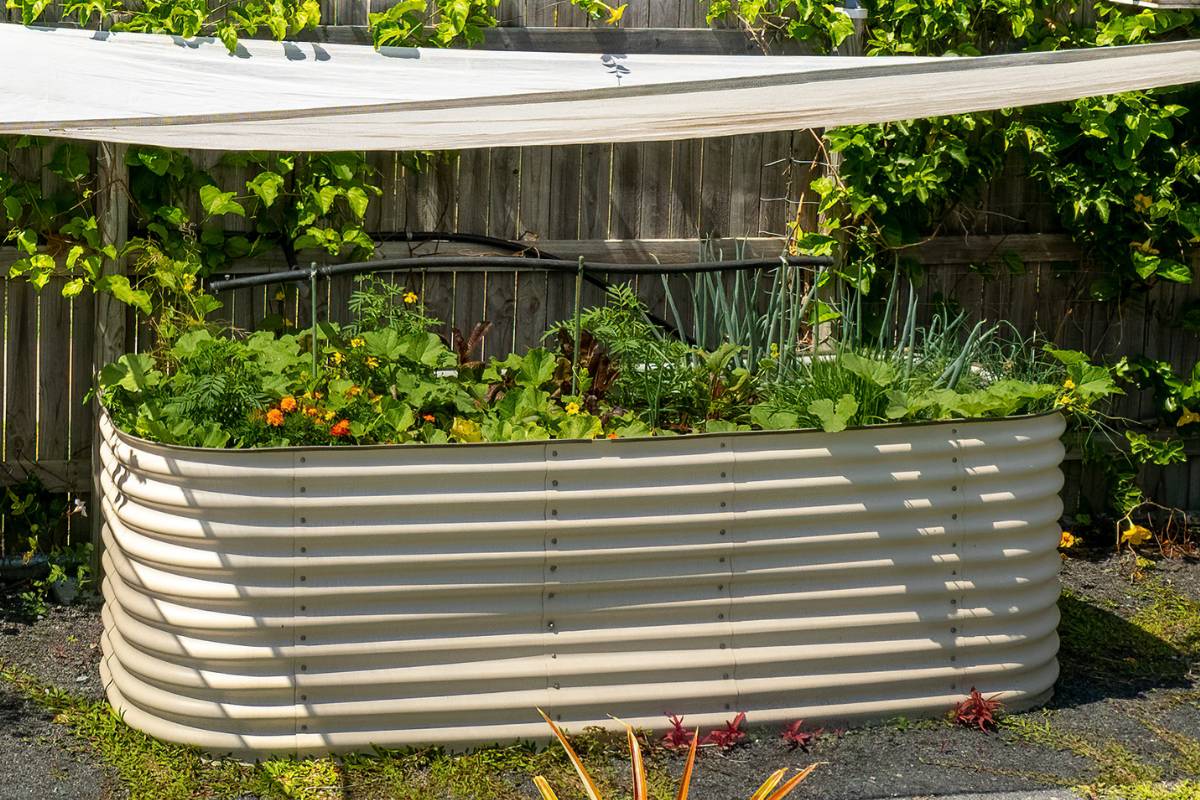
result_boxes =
[572,256,584,396]
[310,264,320,381]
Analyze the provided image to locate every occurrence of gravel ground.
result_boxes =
[0,552,1197,800]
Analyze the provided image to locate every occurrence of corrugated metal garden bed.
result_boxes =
[98,411,1066,758]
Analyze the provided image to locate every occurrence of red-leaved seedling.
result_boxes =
[952,688,1003,732]
[662,714,695,750]
[781,720,823,751]
[702,711,747,750]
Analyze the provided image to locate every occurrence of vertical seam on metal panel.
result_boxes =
[724,436,740,714]
[949,423,966,699]
[543,442,556,720]
[719,436,736,713]
[292,451,300,757]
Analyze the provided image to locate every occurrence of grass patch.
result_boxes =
[0,661,682,800]
[1131,582,1200,660]
[1093,782,1200,800]
[1058,587,1194,686]
[1005,713,1162,787]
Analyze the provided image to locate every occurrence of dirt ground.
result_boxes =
[1,551,1197,800]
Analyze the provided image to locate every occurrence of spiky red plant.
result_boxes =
[662,714,695,750]
[952,688,1003,732]
[702,712,747,750]
[781,720,823,751]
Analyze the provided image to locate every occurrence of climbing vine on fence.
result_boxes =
[707,1,1200,307]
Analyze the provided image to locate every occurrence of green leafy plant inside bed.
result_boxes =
[98,272,1120,448]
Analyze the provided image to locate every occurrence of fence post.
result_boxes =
[90,141,129,576]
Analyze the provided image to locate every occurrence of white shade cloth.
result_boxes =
[2,23,1199,151]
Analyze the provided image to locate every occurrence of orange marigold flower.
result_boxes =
[330,419,352,437]
[422,413,436,423]
[280,396,298,413]
[346,385,362,397]
[266,408,285,427]
[606,432,618,439]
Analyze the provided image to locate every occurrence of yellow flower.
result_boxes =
[1133,193,1153,212]
[565,402,580,416]
[604,2,627,24]
[1062,378,1076,391]
[324,410,336,421]
[332,351,346,365]
[365,356,380,369]
[403,291,418,305]
[346,385,362,398]
[274,289,286,301]
[350,337,365,349]
[1120,523,1153,548]
[1058,530,1078,550]
[770,342,780,359]
[1177,407,1200,428]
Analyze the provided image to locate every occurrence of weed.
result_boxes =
[950,689,1002,732]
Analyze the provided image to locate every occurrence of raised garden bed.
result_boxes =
[98,409,1066,758]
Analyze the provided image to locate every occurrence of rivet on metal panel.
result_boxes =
[950,683,957,691]
[718,613,725,620]
[300,605,307,611]
[952,457,959,463]
[551,538,558,545]
[950,598,957,605]
[557,714,562,721]
[951,485,958,492]
[950,655,957,662]
[720,501,727,508]
[720,529,726,536]
[951,570,957,576]
[300,486,307,493]
[725,703,731,710]
[950,627,958,633]
[552,450,558,457]
[552,480,559,487]
[952,428,958,435]
[299,546,307,553]
[301,724,308,731]
[551,509,558,516]
[547,592,555,599]
[299,456,306,464]
[720,442,727,448]
[723,673,730,680]
[547,621,555,629]
[300,694,307,701]
[951,542,957,548]
[717,584,724,591]
[550,565,558,572]
[720,472,727,478]
[300,518,307,524]
[553,682,561,690]
[300,635,307,641]
[300,575,307,582]
[551,653,557,659]
[300,664,308,671]
[951,513,958,520]
[719,643,727,649]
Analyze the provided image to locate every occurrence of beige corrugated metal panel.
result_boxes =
[99,410,1067,758]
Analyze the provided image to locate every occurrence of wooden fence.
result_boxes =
[0,2,1198,557]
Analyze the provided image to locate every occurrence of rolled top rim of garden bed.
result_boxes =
[100,408,1067,454]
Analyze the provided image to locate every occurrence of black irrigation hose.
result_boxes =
[204,232,833,343]
[207,253,833,292]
